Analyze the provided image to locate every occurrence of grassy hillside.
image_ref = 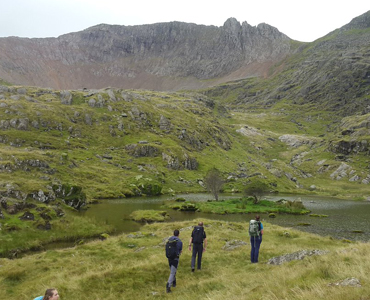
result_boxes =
[1,84,370,203]
[0,219,368,300]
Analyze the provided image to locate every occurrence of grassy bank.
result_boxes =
[0,202,113,258]
[0,219,369,300]
[166,198,310,215]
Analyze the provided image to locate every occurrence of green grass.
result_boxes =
[0,202,113,257]
[0,219,368,300]
[166,198,310,215]
[1,84,370,202]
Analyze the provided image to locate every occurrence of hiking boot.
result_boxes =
[191,268,195,272]
[166,283,171,293]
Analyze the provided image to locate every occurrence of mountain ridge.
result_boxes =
[0,18,292,90]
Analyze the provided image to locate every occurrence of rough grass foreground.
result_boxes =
[1,219,369,300]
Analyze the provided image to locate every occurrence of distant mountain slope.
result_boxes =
[0,19,292,91]
[205,11,370,116]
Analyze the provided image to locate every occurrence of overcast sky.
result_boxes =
[1,0,369,42]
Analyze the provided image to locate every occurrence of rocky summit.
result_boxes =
[0,18,291,91]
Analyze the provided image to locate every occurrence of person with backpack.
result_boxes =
[33,288,60,300]
[166,229,183,293]
[249,215,264,263]
[188,221,207,272]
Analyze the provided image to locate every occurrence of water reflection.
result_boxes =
[81,194,370,241]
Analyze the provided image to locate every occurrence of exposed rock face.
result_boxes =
[329,140,369,155]
[125,144,160,157]
[279,134,318,148]
[0,19,291,91]
[214,11,370,117]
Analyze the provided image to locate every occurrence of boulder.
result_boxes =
[60,91,72,105]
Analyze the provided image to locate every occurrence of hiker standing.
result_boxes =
[166,229,183,293]
[188,221,207,272]
[249,215,263,263]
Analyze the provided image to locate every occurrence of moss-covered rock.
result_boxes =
[129,210,169,223]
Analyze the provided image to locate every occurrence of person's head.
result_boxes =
[173,229,180,237]
[255,215,260,221]
[43,289,59,300]
[198,221,203,227]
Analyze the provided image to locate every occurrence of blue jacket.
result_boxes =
[33,297,43,300]
[168,236,183,259]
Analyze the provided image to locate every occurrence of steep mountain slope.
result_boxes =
[207,11,370,116]
[0,19,292,91]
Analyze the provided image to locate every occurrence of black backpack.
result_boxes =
[165,238,178,259]
[192,226,204,244]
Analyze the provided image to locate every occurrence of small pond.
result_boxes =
[81,193,370,241]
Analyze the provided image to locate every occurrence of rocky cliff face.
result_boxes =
[209,11,370,116]
[0,18,292,90]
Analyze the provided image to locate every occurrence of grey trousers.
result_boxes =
[167,259,179,287]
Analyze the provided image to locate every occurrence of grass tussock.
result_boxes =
[0,219,369,300]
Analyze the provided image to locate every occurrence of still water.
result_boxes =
[81,194,370,241]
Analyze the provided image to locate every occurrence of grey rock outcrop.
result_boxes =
[222,239,248,251]
[159,115,171,131]
[126,144,159,157]
[330,162,352,180]
[31,189,56,203]
[267,249,329,265]
[328,277,361,287]
[279,134,317,148]
[329,139,369,155]
[162,152,198,170]
[60,91,72,105]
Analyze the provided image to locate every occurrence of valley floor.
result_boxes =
[0,219,369,300]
